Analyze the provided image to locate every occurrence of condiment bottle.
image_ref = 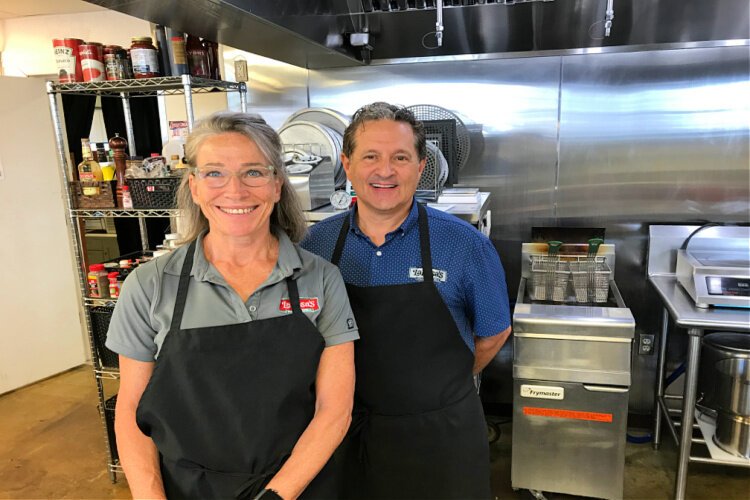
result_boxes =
[173,156,189,173]
[122,185,134,209]
[109,133,128,207]
[166,28,189,75]
[186,34,209,77]
[87,264,110,298]
[98,145,115,181]
[108,272,122,298]
[154,25,171,77]
[78,138,103,195]
[114,48,134,79]
[202,39,221,80]
[104,45,122,81]
[168,154,181,171]
[130,37,159,78]
[118,260,133,279]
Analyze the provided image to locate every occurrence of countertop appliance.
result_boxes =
[676,249,750,309]
[512,242,635,500]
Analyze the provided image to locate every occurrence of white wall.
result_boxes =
[0,76,86,394]
[1,10,150,77]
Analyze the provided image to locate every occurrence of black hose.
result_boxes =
[680,223,721,250]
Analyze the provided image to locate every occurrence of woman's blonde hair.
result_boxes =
[176,111,308,243]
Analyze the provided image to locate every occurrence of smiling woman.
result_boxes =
[105,112,358,499]
[188,131,282,242]
[177,115,307,244]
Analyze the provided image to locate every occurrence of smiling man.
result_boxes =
[302,102,511,499]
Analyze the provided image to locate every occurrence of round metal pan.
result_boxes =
[283,108,351,136]
[278,120,338,164]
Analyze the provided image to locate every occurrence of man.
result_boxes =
[302,102,511,499]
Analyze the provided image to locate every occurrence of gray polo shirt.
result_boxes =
[106,229,359,362]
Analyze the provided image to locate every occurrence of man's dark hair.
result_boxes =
[342,102,426,161]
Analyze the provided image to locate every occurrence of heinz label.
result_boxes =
[279,298,320,313]
[53,40,79,83]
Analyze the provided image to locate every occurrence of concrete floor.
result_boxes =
[1,366,748,499]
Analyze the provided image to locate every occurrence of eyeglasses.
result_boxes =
[194,165,276,188]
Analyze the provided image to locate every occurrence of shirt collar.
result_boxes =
[274,228,303,279]
[349,197,419,242]
[165,228,303,282]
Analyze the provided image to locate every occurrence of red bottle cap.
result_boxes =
[89,264,105,271]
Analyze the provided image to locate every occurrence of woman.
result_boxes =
[106,112,357,500]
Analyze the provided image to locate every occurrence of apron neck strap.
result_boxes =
[286,275,302,315]
[170,239,197,333]
[416,203,433,284]
[331,202,433,284]
[331,214,351,267]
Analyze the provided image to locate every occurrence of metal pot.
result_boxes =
[698,332,750,458]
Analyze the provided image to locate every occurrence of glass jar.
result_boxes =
[87,264,109,298]
[104,45,122,81]
[130,37,159,78]
[108,272,122,298]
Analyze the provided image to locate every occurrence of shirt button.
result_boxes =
[249,305,257,312]
[376,250,382,257]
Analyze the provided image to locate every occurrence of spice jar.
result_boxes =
[104,45,122,81]
[118,260,133,280]
[87,264,109,298]
[130,37,159,78]
[115,48,134,79]
[108,272,122,298]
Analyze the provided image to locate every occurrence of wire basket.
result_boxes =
[99,394,118,461]
[570,259,611,303]
[90,306,119,369]
[530,256,570,302]
[70,181,117,208]
[128,177,182,209]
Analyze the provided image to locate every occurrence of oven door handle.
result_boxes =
[583,384,629,393]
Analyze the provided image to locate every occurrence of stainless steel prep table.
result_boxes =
[648,225,750,500]
[304,192,491,228]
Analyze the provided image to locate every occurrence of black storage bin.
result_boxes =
[101,394,118,462]
[90,306,119,369]
[128,177,182,209]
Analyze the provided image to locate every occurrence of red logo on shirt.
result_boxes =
[279,298,320,312]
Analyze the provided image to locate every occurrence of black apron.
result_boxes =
[331,204,491,500]
[135,240,336,499]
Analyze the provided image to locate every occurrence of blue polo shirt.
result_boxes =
[301,199,511,351]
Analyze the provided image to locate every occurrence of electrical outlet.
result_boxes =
[638,334,655,355]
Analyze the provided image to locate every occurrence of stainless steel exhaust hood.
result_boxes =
[85,0,749,68]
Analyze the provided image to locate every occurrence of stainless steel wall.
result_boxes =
[225,51,310,129]
[303,45,750,414]
[557,46,750,412]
